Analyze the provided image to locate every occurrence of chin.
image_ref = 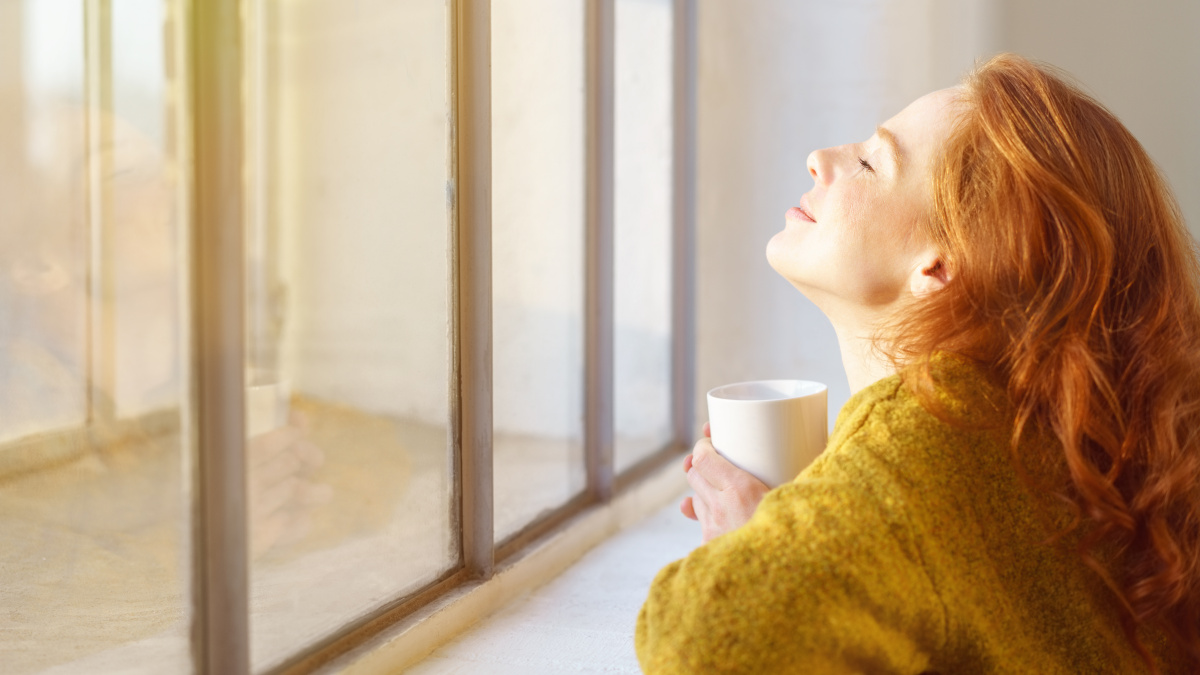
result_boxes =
[765,238,814,288]
[764,231,791,273]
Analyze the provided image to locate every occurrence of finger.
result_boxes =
[691,490,715,541]
[251,448,303,487]
[703,422,711,438]
[253,475,301,518]
[685,460,722,509]
[248,427,304,468]
[292,437,326,470]
[692,440,756,492]
[682,454,693,473]
[680,496,698,520]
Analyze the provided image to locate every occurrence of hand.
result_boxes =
[680,422,771,543]
[248,410,334,558]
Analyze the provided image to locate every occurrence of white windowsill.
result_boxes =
[322,454,696,673]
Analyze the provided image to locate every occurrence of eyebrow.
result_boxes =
[876,125,904,172]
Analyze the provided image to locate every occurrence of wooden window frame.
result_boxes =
[178,0,694,672]
[0,0,693,670]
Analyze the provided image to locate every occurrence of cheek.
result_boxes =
[833,195,914,301]
[838,186,876,241]
[828,195,874,265]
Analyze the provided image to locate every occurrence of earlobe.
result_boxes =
[910,257,950,297]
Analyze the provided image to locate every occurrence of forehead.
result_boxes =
[883,88,963,170]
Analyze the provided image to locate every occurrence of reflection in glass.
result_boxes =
[613,0,675,474]
[243,1,456,669]
[0,1,194,672]
[491,0,587,542]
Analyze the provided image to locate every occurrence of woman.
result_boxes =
[636,54,1199,674]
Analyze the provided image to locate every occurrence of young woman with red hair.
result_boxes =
[637,54,1200,673]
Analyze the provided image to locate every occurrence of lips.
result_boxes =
[796,194,816,223]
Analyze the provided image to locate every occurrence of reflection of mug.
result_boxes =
[246,381,290,438]
[706,380,828,488]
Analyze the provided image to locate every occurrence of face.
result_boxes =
[767,88,962,318]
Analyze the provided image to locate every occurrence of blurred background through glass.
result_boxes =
[242,0,456,669]
[0,1,194,672]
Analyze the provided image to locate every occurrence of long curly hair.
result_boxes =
[886,53,1200,671]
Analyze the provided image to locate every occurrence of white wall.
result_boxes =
[275,1,451,425]
[694,0,1199,429]
[997,0,1200,240]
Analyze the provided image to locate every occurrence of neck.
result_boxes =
[829,311,897,395]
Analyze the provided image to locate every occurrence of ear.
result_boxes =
[909,250,950,297]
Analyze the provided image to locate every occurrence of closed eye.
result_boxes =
[858,157,875,173]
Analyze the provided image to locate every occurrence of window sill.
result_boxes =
[319,451,691,674]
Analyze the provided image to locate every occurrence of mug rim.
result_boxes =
[706,379,827,402]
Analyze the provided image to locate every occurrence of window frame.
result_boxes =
[135,0,696,672]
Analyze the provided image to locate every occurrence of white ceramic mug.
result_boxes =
[706,379,828,487]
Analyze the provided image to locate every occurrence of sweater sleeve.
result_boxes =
[635,468,947,674]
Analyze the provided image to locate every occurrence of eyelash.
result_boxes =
[858,157,875,173]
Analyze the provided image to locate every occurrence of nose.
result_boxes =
[806,147,832,187]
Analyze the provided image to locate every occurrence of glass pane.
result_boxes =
[0,1,194,672]
[244,1,456,669]
[491,0,587,541]
[0,2,86,444]
[613,0,675,474]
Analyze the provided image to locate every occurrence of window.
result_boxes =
[0,0,695,672]
[2,2,194,673]
[614,0,678,474]
[491,0,588,542]
[241,2,457,668]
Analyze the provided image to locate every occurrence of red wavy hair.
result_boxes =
[886,54,1200,671]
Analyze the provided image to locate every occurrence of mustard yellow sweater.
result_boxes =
[636,356,1187,674]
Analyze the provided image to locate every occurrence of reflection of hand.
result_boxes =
[248,411,334,559]
[680,422,770,543]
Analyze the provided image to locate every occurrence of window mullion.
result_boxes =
[455,0,495,578]
[82,0,115,428]
[671,0,697,449]
[586,0,616,503]
[190,0,250,672]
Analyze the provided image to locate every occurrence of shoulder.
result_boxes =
[805,353,1011,491]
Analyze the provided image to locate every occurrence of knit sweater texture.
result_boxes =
[635,355,1187,674]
